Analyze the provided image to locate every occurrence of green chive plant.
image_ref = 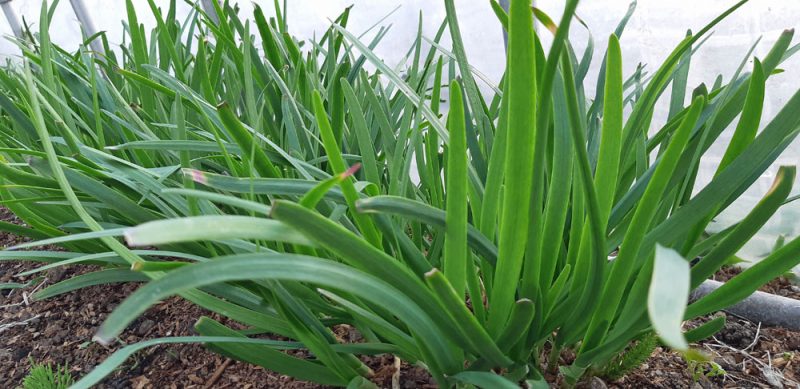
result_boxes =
[1,0,799,387]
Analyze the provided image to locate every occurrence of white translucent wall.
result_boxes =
[0,1,798,268]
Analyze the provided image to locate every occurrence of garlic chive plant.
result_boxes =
[1,0,799,387]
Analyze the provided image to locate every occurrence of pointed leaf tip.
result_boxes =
[341,163,362,179]
[424,268,442,278]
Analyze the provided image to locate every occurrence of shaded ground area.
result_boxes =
[612,314,800,388]
[0,260,329,388]
[0,208,433,388]
[1,206,798,388]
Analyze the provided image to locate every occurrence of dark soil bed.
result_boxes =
[611,314,800,388]
[1,207,799,388]
[1,259,325,388]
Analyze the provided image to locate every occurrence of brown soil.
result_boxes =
[612,313,800,388]
[605,265,800,388]
[1,260,328,388]
[0,208,434,389]
[1,206,799,388]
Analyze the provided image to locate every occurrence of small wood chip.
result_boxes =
[204,358,232,389]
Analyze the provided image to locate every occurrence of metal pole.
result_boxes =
[201,0,220,24]
[500,0,540,53]
[500,0,509,51]
[0,0,23,39]
[68,0,105,55]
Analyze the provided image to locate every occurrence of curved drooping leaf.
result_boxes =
[356,196,498,264]
[17,250,203,276]
[70,335,399,389]
[7,228,127,251]
[123,216,314,247]
[194,317,348,386]
[34,268,149,300]
[648,245,690,351]
[95,254,458,375]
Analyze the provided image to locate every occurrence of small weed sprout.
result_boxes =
[20,359,73,389]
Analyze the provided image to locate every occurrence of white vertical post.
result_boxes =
[500,0,538,53]
[68,0,105,55]
[201,0,219,24]
[0,0,23,39]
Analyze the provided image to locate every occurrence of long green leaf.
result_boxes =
[443,80,469,295]
[95,254,456,375]
[34,269,148,300]
[488,0,538,336]
[584,96,704,350]
[123,216,314,247]
[356,196,498,265]
[311,91,381,247]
